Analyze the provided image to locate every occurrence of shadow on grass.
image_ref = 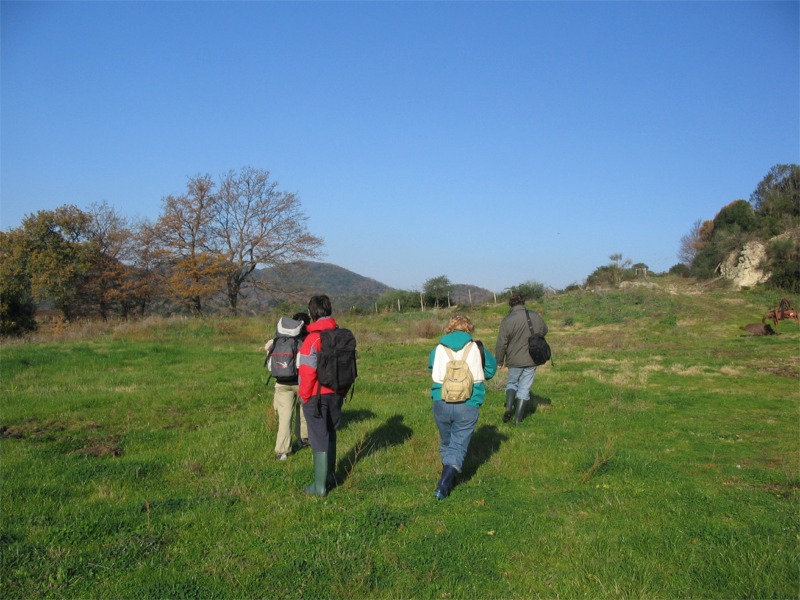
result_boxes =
[336,414,413,485]
[459,424,509,485]
[338,408,378,432]
[293,408,377,455]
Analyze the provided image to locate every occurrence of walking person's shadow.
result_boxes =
[293,409,377,455]
[459,424,508,484]
[337,409,377,432]
[335,414,413,486]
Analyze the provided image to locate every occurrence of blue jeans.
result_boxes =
[432,401,479,472]
[506,366,537,401]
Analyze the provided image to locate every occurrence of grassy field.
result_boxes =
[1,280,798,598]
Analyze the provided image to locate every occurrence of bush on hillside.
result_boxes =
[765,237,800,293]
[510,280,546,302]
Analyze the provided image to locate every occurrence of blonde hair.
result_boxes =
[444,315,474,334]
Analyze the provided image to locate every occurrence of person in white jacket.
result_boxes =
[428,315,497,500]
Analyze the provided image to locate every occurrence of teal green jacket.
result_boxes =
[428,331,497,408]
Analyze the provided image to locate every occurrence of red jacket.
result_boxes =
[297,316,338,402]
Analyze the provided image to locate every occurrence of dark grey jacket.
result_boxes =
[495,305,548,368]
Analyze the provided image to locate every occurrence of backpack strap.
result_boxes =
[313,330,325,417]
[263,338,276,386]
[475,340,486,370]
[264,338,275,367]
[524,309,535,336]
[443,342,473,361]
[314,382,323,418]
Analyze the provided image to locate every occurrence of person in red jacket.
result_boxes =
[297,294,341,496]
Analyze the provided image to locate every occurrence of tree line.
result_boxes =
[374,275,548,313]
[3,163,796,335]
[0,167,322,335]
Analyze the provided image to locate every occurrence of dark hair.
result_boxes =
[292,312,311,326]
[307,295,332,321]
[509,292,525,307]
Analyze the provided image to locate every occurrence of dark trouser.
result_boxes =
[302,394,342,452]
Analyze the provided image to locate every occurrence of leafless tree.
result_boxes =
[214,167,323,314]
[678,219,708,266]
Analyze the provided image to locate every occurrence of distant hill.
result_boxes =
[450,284,496,306]
[239,261,495,313]
[242,261,394,312]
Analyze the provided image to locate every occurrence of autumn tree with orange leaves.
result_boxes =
[150,175,228,316]
[14,205,94,322]
[1,167,324,329]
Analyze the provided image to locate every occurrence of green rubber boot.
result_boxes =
[304,451,329,497]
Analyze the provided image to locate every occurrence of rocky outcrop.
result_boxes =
[719,240,769,288]
[719,227,800,288]
[719,228,800,289]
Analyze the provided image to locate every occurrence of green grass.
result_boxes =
[1,285,798,598]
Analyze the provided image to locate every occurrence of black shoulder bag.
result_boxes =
[524,310,552,367]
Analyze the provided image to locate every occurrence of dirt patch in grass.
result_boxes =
[763,482,800,499]
[75,435,124,457]
[754,355,800,378]
[1,419,123,457]
[0,419,68,440]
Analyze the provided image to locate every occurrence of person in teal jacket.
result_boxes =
[428,315,497,499]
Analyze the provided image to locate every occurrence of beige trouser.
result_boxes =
[273,382,308,455]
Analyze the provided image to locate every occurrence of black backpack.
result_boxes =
[524,310,552,367]
[264,317,305,384]
[315,327,357,404]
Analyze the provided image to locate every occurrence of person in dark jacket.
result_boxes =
[428,315,497,500]
[297,295,348,497]
[495,293,548,425]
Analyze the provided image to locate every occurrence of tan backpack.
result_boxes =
[441,342,474,403]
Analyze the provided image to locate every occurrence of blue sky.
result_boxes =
[2,1,798,292]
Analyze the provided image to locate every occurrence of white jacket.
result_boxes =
[430,341,486,384]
